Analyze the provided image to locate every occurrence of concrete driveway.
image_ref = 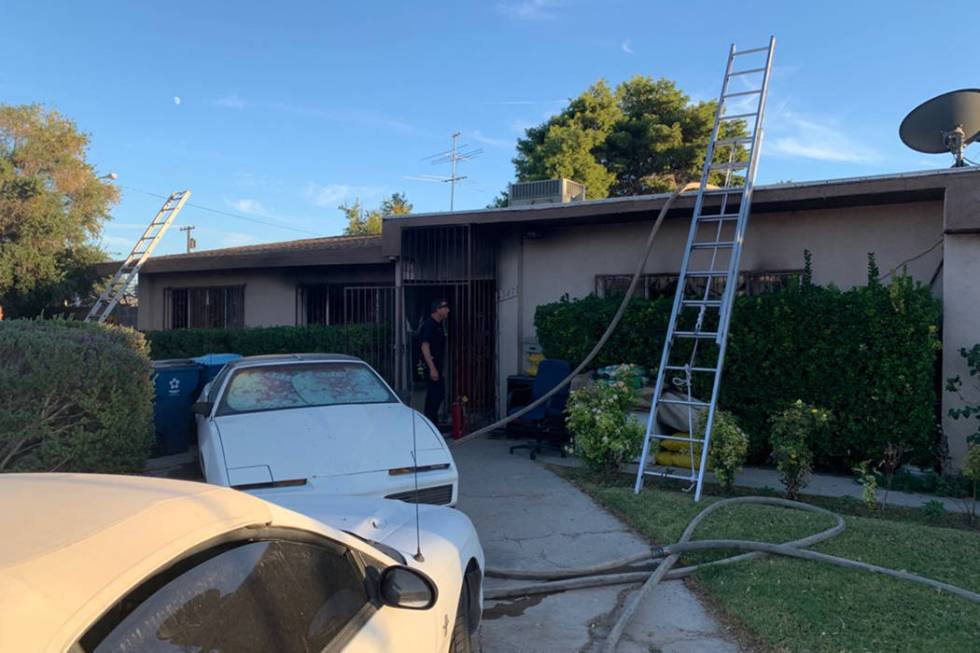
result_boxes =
[454,437,742,653]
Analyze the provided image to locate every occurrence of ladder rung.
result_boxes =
[674,331,721,340]
[650,433,707,444]
[696,213,740,223]
[723,89,763,99]
[702,188,745,197]
[664,363,719,372]
[715,136,753,147]
[679,299,722,308]
[710,161,750,172]
[642,469,698,482]
[719,112,757,121]
[658,397,711,408]
[728,67,766,77]
[733,46,770,56]
[691,241,735,250]
[684,270,729,278]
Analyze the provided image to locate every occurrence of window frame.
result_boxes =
[77,526,383,653]
[165,285,246,330]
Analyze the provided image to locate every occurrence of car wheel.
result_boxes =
[449,577,475,653]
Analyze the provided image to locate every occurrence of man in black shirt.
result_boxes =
[420,299,449,426]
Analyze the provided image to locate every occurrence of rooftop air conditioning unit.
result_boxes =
[508,179,587,206]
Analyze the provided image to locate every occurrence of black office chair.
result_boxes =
[507,359,572,459]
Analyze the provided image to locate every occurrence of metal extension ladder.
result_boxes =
[85,190,191,323]
[634,38,775,501]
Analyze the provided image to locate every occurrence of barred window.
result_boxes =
[166,286,244,329]
[296,284,346,325]
[596,271,801,300]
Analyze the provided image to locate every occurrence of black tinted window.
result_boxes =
[91,540,369,653]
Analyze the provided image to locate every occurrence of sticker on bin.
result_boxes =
[169,377,181,395]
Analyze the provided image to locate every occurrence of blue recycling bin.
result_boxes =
[152,359,204,456]
[193,353,242,384]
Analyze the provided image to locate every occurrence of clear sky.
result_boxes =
[3,1,978,256]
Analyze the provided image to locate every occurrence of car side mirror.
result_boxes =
[379,566,437,610]
[191,401,213,416]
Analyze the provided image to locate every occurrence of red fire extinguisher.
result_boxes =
[451,397,467,440]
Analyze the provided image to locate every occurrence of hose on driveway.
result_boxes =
[482,496,980,653]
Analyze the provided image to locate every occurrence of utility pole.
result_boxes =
[179,225,197,253]
[408,133,483,211]
[449,132,461,211]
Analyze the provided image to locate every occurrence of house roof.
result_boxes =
[99,234,386,276]
[380,166,980,255]
[105,166,979,276]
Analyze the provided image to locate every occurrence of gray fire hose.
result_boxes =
[483,496,980,653]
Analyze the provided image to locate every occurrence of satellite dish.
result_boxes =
[900,89,980,167]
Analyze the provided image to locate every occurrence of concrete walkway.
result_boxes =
[537,453,973,514]
[454,437,741,653]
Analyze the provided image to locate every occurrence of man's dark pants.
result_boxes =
[424,376,445,426]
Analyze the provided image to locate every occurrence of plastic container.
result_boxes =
[151,359,204,456]
[192,353,242,384]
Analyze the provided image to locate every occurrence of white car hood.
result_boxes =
[274,493,442,544]
[214,403,447,481]
[269,494,479,567]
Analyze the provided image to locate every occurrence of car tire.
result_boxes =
[449,577,475,653]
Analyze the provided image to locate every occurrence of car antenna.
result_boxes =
[409,388,425,562]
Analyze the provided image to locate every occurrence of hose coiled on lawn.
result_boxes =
[482,496,980,653]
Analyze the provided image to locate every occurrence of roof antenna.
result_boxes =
[409,387,425,562]
[406,131,483,211]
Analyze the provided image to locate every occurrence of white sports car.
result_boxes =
[193,354,459,506]
[0,474,484,653]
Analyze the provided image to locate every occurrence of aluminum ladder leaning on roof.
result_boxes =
[634,38,775,502]
[85,190,191,324]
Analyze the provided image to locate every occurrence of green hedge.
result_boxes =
[146,323,392,371]
[0,319,154,473]
[535,261,941,470]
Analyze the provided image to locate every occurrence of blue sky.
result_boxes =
[3,1,978,256]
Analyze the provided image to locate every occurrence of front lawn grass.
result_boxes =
[555,467,980,653]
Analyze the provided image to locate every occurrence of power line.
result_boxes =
[121,186,322,237]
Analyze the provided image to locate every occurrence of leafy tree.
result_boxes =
[513,76,748,199]
[515,81,620,199]
[340,192,412,236]
[380,192,412,217]
[0,104,118,317]
[486,191,509,209]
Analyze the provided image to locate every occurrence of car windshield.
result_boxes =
[217,362,396,415]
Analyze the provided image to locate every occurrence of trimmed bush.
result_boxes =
[566,365,645,473]
[536,257,941,470]
[703,410,749,492]
[770,401,830,499]
[0,319,154,473]
[146,323,390,361]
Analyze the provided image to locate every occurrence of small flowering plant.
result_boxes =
[769,400,831,499]
[566,365,645,474]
